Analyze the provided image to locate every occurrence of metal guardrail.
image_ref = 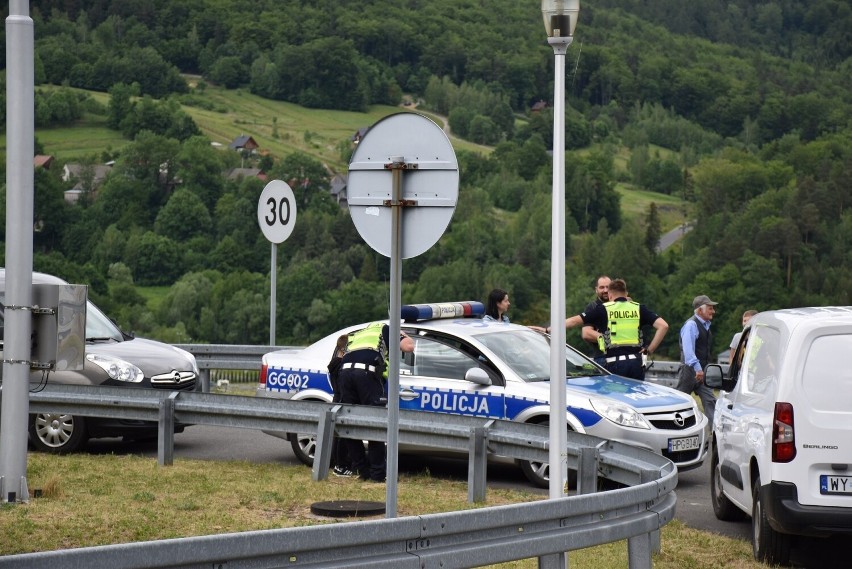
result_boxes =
[3,383,678,569]
[174,344,301,391]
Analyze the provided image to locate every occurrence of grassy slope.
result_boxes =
[20,83,689,236]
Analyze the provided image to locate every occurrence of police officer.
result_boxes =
[573,278,668,380]
[338,321,414,482]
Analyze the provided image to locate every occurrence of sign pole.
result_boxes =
[270,243,277,346]
[386,156,405,518]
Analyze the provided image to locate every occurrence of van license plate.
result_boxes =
[820,475,852,495]
[668,435,700,453]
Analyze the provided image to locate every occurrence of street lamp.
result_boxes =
[542,0,579,507]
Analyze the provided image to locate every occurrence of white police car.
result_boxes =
[257,302,707,487]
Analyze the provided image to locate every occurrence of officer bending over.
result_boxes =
[338,322,414,482]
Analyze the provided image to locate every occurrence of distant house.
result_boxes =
[531,100,548,113]
[350,127,369,144]
[33,155,54,169]
[228,135,259,152]
[225,167,267,182]
[329,173,348,206]
[62,162,113,204]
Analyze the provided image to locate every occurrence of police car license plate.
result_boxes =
[668,435,699,453]
[820,475,852,495]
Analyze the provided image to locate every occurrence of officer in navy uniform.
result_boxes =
[338,322,414,482]
[566,278,668,380]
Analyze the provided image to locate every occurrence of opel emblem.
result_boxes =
[172,371,181,383]
[674,412,685,427]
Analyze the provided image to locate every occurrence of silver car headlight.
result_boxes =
[86,353,144,383]
[590,399,651,430]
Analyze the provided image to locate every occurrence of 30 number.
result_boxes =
[264,196,291,227]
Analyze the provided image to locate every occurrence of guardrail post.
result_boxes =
[626,467,661,569]
[641,467,662,554]
[627,532,652,569]
[311,405,338,481]
[577,443,602,495]
[199,369,211,393]
[467,424,489,503]
[158,392,180,466]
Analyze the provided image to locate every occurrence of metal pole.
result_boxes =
[386,156,405,518]
[548,35,572,504]
[0,0,35,504]
[270,243,277,346]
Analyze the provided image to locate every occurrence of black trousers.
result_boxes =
[338,367,386,481]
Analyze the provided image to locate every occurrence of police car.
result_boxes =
[257,302,708,487]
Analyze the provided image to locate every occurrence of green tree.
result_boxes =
[175,136,225,210]
[644,203,662,254]
[124,231,184,285]
[154,188,212,241]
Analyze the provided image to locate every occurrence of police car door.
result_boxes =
[399,333,505,419]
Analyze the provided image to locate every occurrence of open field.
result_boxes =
[20,83,492,173]
[616,182,690,232]
[0,452,764,569]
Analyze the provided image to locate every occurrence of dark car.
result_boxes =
[0,269,199,452]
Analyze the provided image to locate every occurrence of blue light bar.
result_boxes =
[401,301,485,323]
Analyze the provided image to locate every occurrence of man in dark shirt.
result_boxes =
[564,279,668,380]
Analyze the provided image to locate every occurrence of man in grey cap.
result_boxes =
[676,294,718,426]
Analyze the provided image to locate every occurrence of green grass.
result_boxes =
[134,285,171,313]
[24,82,491,172]
[615,182,691,233]
[1,452,764,569]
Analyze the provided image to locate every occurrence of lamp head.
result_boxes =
[541,0,580,38]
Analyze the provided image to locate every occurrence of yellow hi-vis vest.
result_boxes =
[601,300,643,352]
[346,322,388,376]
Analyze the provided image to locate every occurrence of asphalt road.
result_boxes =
[85,424,845,568]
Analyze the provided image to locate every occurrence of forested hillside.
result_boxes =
[0,0,849,359]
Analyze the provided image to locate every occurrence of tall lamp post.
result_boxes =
[542,0,579,507]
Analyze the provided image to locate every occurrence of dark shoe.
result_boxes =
[332,466,357,478]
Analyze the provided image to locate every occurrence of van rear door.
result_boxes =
[793,325,852,506]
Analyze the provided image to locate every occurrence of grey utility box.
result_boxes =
[31,284,87,371]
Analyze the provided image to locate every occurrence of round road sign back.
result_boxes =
[257,180,297,244]
[347,113,459,258]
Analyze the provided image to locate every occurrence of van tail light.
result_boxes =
[772,402,796,463]
[259,364,268,388]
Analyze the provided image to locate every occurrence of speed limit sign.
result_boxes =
[257,180,297,244]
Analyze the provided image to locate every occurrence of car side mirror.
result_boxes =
[465,367,492,386]
[704,364,728,390]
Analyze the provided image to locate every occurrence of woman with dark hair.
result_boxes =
[484,288,548,333]
[484,288,511,322]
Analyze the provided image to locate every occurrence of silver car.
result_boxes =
[258,305,708,487]
[0,270,199,452]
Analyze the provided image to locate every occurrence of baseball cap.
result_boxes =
[693,295,718,309]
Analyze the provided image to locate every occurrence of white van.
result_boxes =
[706,307,852,566]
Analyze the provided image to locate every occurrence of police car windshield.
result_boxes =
[476,329,603,382]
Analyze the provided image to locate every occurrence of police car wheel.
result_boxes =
[517,419,577,489]
[290,433,316,467]
[28,412,88,453]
